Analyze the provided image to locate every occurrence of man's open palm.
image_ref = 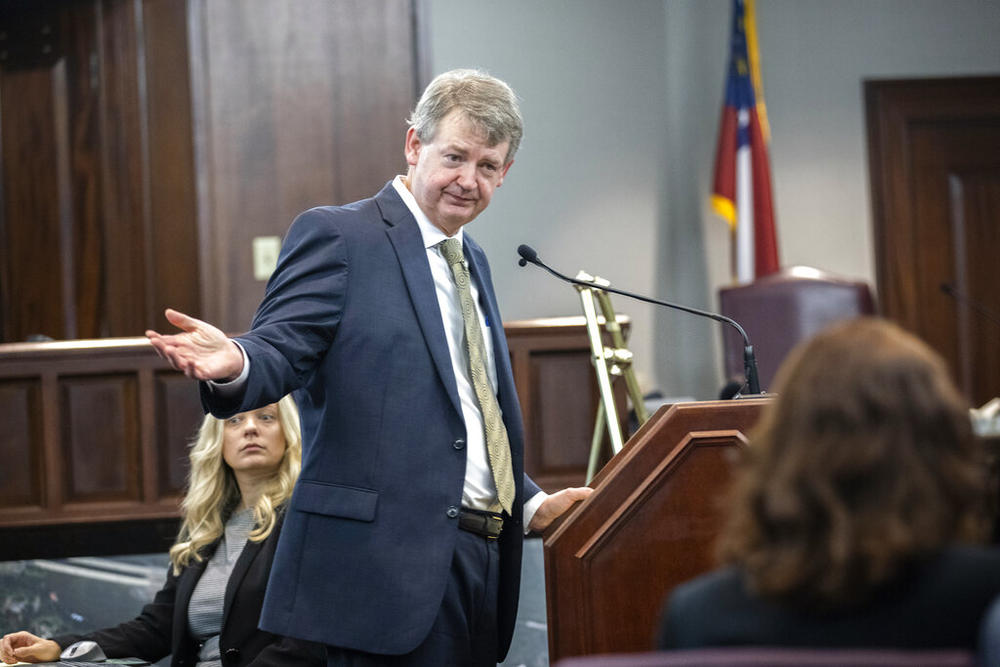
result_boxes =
[145,308,243,381]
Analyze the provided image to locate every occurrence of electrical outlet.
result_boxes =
[252,236,282,281]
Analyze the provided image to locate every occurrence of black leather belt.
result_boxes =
[458,508,504,539]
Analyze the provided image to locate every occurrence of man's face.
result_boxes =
[404,111,512,236]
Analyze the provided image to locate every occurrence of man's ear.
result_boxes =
[497,160,514,188]
[404,127,421,167]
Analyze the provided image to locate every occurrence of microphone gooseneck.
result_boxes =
[516,244,762,396]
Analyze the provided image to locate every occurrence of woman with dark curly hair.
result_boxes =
[659,317,1000,650]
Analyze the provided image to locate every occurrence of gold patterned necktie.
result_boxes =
[439,238,515,515]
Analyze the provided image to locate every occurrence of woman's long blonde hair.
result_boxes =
[169,395,302,573]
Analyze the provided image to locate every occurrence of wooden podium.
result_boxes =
[542,397,771,662]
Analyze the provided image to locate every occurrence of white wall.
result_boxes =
[426,0,1000,400]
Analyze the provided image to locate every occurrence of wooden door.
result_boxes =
[866,77,1000,406]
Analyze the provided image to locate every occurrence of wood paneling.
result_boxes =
[142,0,201,323]
[0,379,44,507]
[866,77,1000,406]
[0,0,424,341]
[155,371,203,496]
[60,373,140,502]
[0,0,165,341]
[191,0,422,330]
[1,59,69,340]
[0,338,202,548]
[98,0,148,336]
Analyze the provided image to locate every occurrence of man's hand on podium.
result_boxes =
[529,487,594,533]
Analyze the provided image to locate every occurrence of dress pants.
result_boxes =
[326,529,501,666]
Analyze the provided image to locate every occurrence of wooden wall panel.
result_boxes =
[191,0,422,331]
[0,1,134,341]
[155,371,204,497]
[60,0,105,340]
[0,64,67,341]
[0,379,44,507]
[532,351,598,470]
[1,1,422,342]
[142,0,201,323]
[0,338,188,534]
[97,0,148,336]
[60,374,140,503]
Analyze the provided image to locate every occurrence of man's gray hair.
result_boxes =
[407,69,523,164]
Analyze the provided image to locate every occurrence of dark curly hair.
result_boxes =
[718,317,987,608]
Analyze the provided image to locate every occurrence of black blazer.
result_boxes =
[53,510,325,667]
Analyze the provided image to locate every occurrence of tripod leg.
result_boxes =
[586,402,607,484]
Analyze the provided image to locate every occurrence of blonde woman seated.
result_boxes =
[1,396,325,667]
[659,318,1000,650]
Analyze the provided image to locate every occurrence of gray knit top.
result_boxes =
[187,507,254,666]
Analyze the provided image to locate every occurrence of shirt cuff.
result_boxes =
[206,340,250,397]
[522,490,548,535]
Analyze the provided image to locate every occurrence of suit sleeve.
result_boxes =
[524,474,542,499]
[51,566,178,662]
[202,207,349,417]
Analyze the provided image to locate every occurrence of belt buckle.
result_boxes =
[485,513,503,539]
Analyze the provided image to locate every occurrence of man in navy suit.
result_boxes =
[147,69,591,665]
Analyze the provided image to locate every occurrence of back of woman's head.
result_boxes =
[719,317,985,607]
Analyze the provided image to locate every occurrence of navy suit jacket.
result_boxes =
[52,510,324,667]
[202,182,541,659]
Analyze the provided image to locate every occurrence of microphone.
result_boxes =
[517,244,538,266]
[516,244,762,396]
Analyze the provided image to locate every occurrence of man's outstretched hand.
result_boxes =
[145,309,244,382]
[529,486,594,533]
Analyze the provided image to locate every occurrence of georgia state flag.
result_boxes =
[711,0,779,283]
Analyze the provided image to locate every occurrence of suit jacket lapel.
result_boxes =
[377,185,463,418]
